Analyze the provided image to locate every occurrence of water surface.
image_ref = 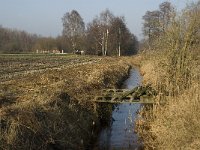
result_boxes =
[97,69,142,150]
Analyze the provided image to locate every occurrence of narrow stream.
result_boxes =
[96,69,143,150]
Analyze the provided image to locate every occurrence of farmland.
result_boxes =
[0,54,133,149]
[0,54,100,82]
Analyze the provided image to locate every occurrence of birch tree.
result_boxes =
[62,10,85,51]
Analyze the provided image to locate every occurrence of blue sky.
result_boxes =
[0,0,195,39]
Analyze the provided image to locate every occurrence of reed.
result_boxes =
[137,2,200,149]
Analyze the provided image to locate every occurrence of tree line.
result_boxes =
[0,26,59,54]
[0,26,37,53]
[0,9,138,56]
[62,9,138,56]
[141,1,200,50]
[141,1,175,48]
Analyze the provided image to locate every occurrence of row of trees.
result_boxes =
[142,1,175,44]
[142,1,200,50]
[0,26,60,53]
[0,26,37,53]
[62,9,138,56]
[0,9,138,56]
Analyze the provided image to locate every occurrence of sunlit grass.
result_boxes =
[0,55,131,149]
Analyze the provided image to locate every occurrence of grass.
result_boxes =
[137,49,200,149]
[0,54,132,149]
[135,3,200,149]
[137,22,200,150]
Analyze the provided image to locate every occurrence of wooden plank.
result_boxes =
[94,87,156,104]
[101,89,129,96]
[94,96,155,104]
[93,99,155,104]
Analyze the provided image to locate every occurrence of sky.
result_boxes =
[0,0,195,40]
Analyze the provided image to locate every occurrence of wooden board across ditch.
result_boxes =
[94,88,155,104]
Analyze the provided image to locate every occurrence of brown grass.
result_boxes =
[137,48,200,149]
[136,3,200,149]
[0,55,131,149]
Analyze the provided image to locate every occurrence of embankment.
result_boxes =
[136,51,200,149]
[0,57,131,149]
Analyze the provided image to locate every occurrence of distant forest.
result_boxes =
[0,9,138,56]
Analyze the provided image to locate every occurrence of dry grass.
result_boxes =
[136,3,200,149]
[0,55,131,149]
[151,83,200,149]
[137,49,200,149]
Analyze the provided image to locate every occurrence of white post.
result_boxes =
[118,44,121,57]
[118,28,121,57]
[105,29,109,56]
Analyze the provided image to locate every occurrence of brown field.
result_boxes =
[0,54,134,149]
[0,54,100,82]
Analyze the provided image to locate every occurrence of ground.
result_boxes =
[0,54,135,149]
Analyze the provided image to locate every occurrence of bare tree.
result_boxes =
[142,1,175,45]
[62,10,85,51]
[85,9,114,55]
[143,10,161,43]
[109,17,125,56]
[99,9,114,55]
[0,26,37,53]
[86,14,138,56]
[159,1,175,32]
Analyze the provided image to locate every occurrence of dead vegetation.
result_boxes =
[0,55,131,149]
[136,2,200,149]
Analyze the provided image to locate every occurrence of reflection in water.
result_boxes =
[97,69,142,150]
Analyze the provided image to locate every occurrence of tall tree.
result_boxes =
[143,10,161,42]
[86,10,138,56]
[62,10,85,51]
[142,1,175,44]
[99,9,114,55]
[86,9,114,55]
[86,18,102,55]
[109,17,125,56]
[159,1,175,32]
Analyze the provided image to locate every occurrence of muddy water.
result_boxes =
[96,69,143,150]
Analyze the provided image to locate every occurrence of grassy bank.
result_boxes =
[136,2,200,149]
[0,54,131,149]
[138,3,200,150]
[137,49,199,149]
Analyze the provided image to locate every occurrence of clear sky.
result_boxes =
[0,0,195,39]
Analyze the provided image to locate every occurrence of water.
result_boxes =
[96,69,142,150]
